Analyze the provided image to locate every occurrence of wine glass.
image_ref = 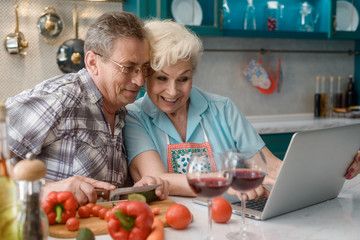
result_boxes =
[224,148,267,240]
[186,152,233,240]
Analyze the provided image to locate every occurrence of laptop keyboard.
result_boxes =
[232,197,268,211]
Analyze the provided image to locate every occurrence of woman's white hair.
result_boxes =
[144,19,203,72]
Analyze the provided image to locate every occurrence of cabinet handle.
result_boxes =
[219,9,223,31]
[332,15,337,36]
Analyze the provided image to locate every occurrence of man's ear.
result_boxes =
[85,51,98,75]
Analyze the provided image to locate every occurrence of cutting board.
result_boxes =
[49,199,177,238]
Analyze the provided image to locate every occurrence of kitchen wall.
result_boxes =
[195,37,354,116]
[0,1,355,117]
[0,0,122,100]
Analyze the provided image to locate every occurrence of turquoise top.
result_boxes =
[124,86,265,169]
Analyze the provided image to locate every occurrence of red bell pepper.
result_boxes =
[42,191,77,225]
[108,201,154,240]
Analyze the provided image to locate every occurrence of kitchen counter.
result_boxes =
[247,113,360,134]
[49,176,360,240]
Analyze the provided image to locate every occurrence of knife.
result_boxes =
[95,184,161,200]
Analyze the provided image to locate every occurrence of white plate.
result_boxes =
[336,1,359,31]
[171,0,203,26]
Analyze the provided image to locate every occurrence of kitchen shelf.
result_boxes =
[204,48,359,55]
[67,0,125,2]
[222,30,328,40]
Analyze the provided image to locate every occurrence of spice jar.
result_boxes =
[266,1,284,31]
[13,152,48,240]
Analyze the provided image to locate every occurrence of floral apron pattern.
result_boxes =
[166,121,215,174]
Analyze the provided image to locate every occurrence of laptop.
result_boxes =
[194,123,360,220]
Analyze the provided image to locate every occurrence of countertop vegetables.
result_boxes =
[42,191,77,225]
[146,218,164,240]
[165,204,192,230]
[76,228,95,240]
[107,201,154,240]
[211,197,232,223]
[128,190,158,203]
[65,217,80,231]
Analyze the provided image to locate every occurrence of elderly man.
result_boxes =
[6,11,168,205]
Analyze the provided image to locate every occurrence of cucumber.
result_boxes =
[128,189,158,203]
[76,228,95,240]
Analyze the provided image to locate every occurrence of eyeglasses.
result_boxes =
[94,52,152,77]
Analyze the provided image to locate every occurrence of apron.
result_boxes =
[166,121,216,174]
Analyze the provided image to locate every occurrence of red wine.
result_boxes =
[231,169,265,192]
[188,177,231,198]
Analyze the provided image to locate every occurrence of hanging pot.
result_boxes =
[56,7,85,73]
[4,4,28,55]
[36,7,63,45]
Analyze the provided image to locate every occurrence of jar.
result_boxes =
[13,153,48,240]
[17,179,48,240]
[266,1,284,31]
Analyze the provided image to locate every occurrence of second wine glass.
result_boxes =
[187,152,233,240]
[225,148,267,240]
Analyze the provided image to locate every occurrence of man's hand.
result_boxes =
[134,176,170,200]
[43,175,115,206]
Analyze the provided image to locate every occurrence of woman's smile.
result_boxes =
[162,96,178,105]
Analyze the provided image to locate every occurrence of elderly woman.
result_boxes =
[123,19,359,198]
[123,19,280,198]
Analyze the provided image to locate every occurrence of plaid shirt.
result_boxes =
[6,69,128,187]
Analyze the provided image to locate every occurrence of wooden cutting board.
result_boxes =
[49,199,177,238]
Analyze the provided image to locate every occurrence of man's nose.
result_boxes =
[131,73,145,87]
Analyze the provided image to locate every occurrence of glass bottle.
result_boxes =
[0,101,18,240]
[244,0,256,30]
[335,76,343,108]
[320,76,327,117]
[14,153,48,240]
[345,75,358,107]
[328,76,334,117]
[314,76,321,118]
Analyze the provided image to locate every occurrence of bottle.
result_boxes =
[0,101,18,240]
[314,76,321,118]
[14,153,48,240]
[345,74,358,107]
[244,0,256,30]
[320,76,327,117]
[335,76,343,108]
[328,76,334,117]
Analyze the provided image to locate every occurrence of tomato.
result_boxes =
[165,204,191,230]
[91,205,102,217]
[78,206,91,218]
[86,203,95,209]
[65,217,80,231]
[151,207,161,215]
[105,209,114,222]
[212,197,232,223]
[98,207,108,219]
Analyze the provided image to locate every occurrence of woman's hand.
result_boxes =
[227,174,276,201]
[134,175,170,200]
[345,150,360,180]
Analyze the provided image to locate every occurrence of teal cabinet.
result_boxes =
[260,133,294,160]
[123,0,360,104]
[124,0,360,40]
